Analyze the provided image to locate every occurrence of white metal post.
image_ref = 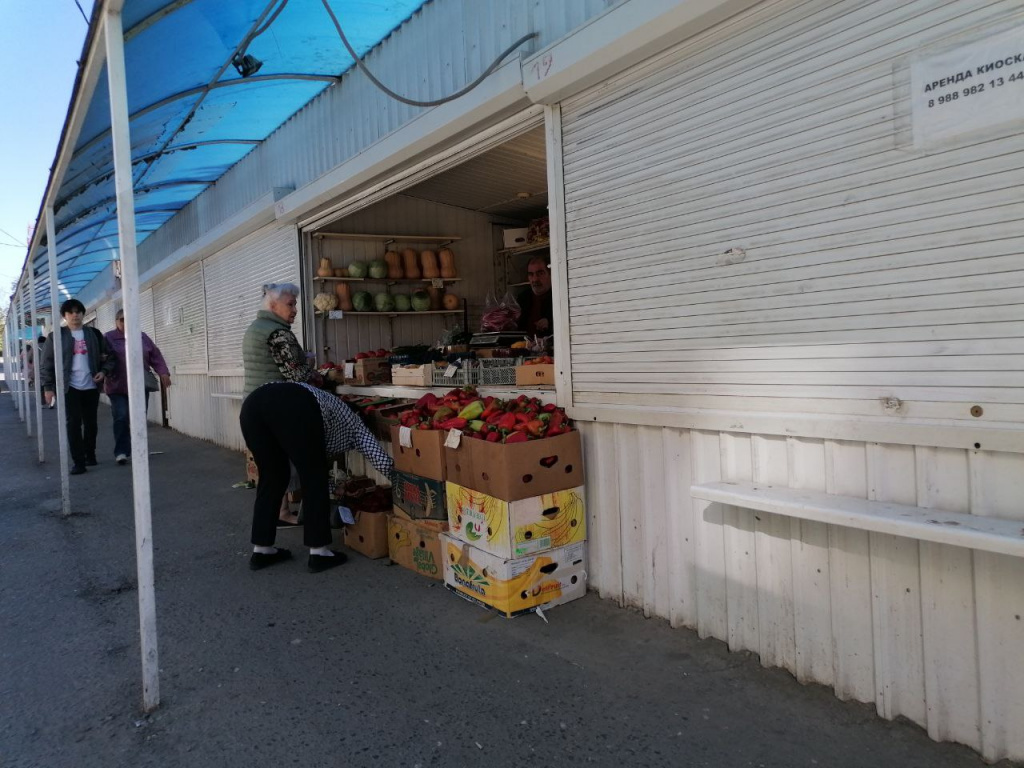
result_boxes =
[44,208,71,517]
[15,287,26,423]
[21,281,34,438]
[105,7,160,713]
[29,269,44,462]
[3,316,11,404]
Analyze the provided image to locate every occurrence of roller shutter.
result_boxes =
[560,0,1024,422]
[203,224,301,373]
[152,262,207,373]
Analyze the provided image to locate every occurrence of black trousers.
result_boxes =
[239,384,332,549]
[65,387,100,466]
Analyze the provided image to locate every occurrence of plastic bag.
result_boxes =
[480,291,521,332]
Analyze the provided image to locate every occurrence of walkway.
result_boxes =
[0,387,1014,767]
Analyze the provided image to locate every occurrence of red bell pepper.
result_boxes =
[504,431,529,444]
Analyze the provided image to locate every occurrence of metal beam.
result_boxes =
[44,207,71,517]
[29,269,44,462]
[104,6,160,714]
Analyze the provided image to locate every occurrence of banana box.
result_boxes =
[440,535,587,618]
[445,482,586,560]
[387,513,445,581]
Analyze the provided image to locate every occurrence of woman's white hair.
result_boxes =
[262,283,299,308]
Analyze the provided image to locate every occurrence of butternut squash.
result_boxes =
[401,248,421,279]
[333,267,347,278]
[427,286,443,311]
[334,281,354,311]
[420,249,440,279]
[438,248,457,278]
[442,292,460,311]
[317,257,333,278]
[383,250,403,279]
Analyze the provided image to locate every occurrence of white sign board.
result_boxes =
[911,25,1024,147]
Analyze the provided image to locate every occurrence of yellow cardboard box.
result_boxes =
[445,482,586,560]
[440,535,587,618]
[387,513,445,580]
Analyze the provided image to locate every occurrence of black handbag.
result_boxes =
[144,370,160,393]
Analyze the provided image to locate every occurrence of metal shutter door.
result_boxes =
[95,301,118,335]
[139,289,155,338]
[203,224,300,373]
[560,0,1024,424]
[152,261,207,373]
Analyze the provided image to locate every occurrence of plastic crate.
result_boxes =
[477,357,524,386]
[431,361,479,387]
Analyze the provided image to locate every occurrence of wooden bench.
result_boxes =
[690,481,1024,558]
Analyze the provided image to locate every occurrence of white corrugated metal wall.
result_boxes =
[560,0,1024,761]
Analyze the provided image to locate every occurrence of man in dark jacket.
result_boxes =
[516,256,554,336]
[41,298,116,474]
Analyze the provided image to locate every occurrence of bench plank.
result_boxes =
[690,481,1024,558]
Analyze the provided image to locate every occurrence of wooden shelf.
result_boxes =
[313,233,462,243]
[315,276,461,285]
[322,311,462,318]
[497,239,550,257]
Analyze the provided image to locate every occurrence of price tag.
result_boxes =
[444,428,462,449]
[344,362,355,378]
[328,310,344,319]
[399,426,413,448]
[443,364,458,378]
[431,278,444,289]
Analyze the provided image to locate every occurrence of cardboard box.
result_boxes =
[392,504,450,533]
[502,227,529,248]
[440,535,587,618]
[515,364,555,388]
[244,450,258,484]
[392,470,447,522]
[446,482,586,559]
[390,364,433,387]
[390,425,447,480]
[344,358,392,386]
[388,514,444,580]
[444,430,582,501]
[342,509,389,559]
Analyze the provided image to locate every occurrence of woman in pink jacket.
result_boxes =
[103,309,172,465]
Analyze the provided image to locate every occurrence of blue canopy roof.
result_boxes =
[29,0,428,308]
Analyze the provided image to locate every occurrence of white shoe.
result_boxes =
[116,454,128,465]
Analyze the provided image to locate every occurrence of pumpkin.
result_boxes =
[368,259,389,279]
[334,282,353,311]
[442,293,460,311]
[333,267,347,277]
[427,286,443,311]
[384,250,403,279]
[393,294,411,312]
[374,292,396,312]
[313,292,337,312]
[420,249,440,279]
[401,248,421,279]
[317,258,333,278]
[347,260,368,279]
[410,290,432,312]
[438,248,457,278]
[352,291,374,312]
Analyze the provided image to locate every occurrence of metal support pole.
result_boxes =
[105,7,160,713]
[15,288,26,423]
[3,316,11,403]
[44,208,71,517]
[29,270,44,462]
[21,281,34,438]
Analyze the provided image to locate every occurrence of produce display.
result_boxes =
[353,348,390,359]
[313,292,338,312]
[522,355,553,365]
[396,387,572,443]
[368,259,389,279]
[352,290,373,311]
[374,292,396,312]
[348,260,369,278]
[410,290,432,311]
[393,294,411,312]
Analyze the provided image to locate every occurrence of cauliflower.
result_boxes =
[313,292,338,312]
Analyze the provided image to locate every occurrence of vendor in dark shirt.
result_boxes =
[516,256,554,336]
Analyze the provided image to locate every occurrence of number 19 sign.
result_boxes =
[911,24,1024,148]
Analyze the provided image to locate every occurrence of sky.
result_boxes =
[0,0,94,301]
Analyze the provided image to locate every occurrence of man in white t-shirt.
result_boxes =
[41,298,116,475]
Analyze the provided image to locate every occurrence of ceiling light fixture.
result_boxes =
[232,53,263,78]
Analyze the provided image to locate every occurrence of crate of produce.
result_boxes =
[430,361,479,388]
[391,364,433,387]
[477,357,523,386]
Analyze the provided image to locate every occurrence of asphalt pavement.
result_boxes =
[0,385,1015,768]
